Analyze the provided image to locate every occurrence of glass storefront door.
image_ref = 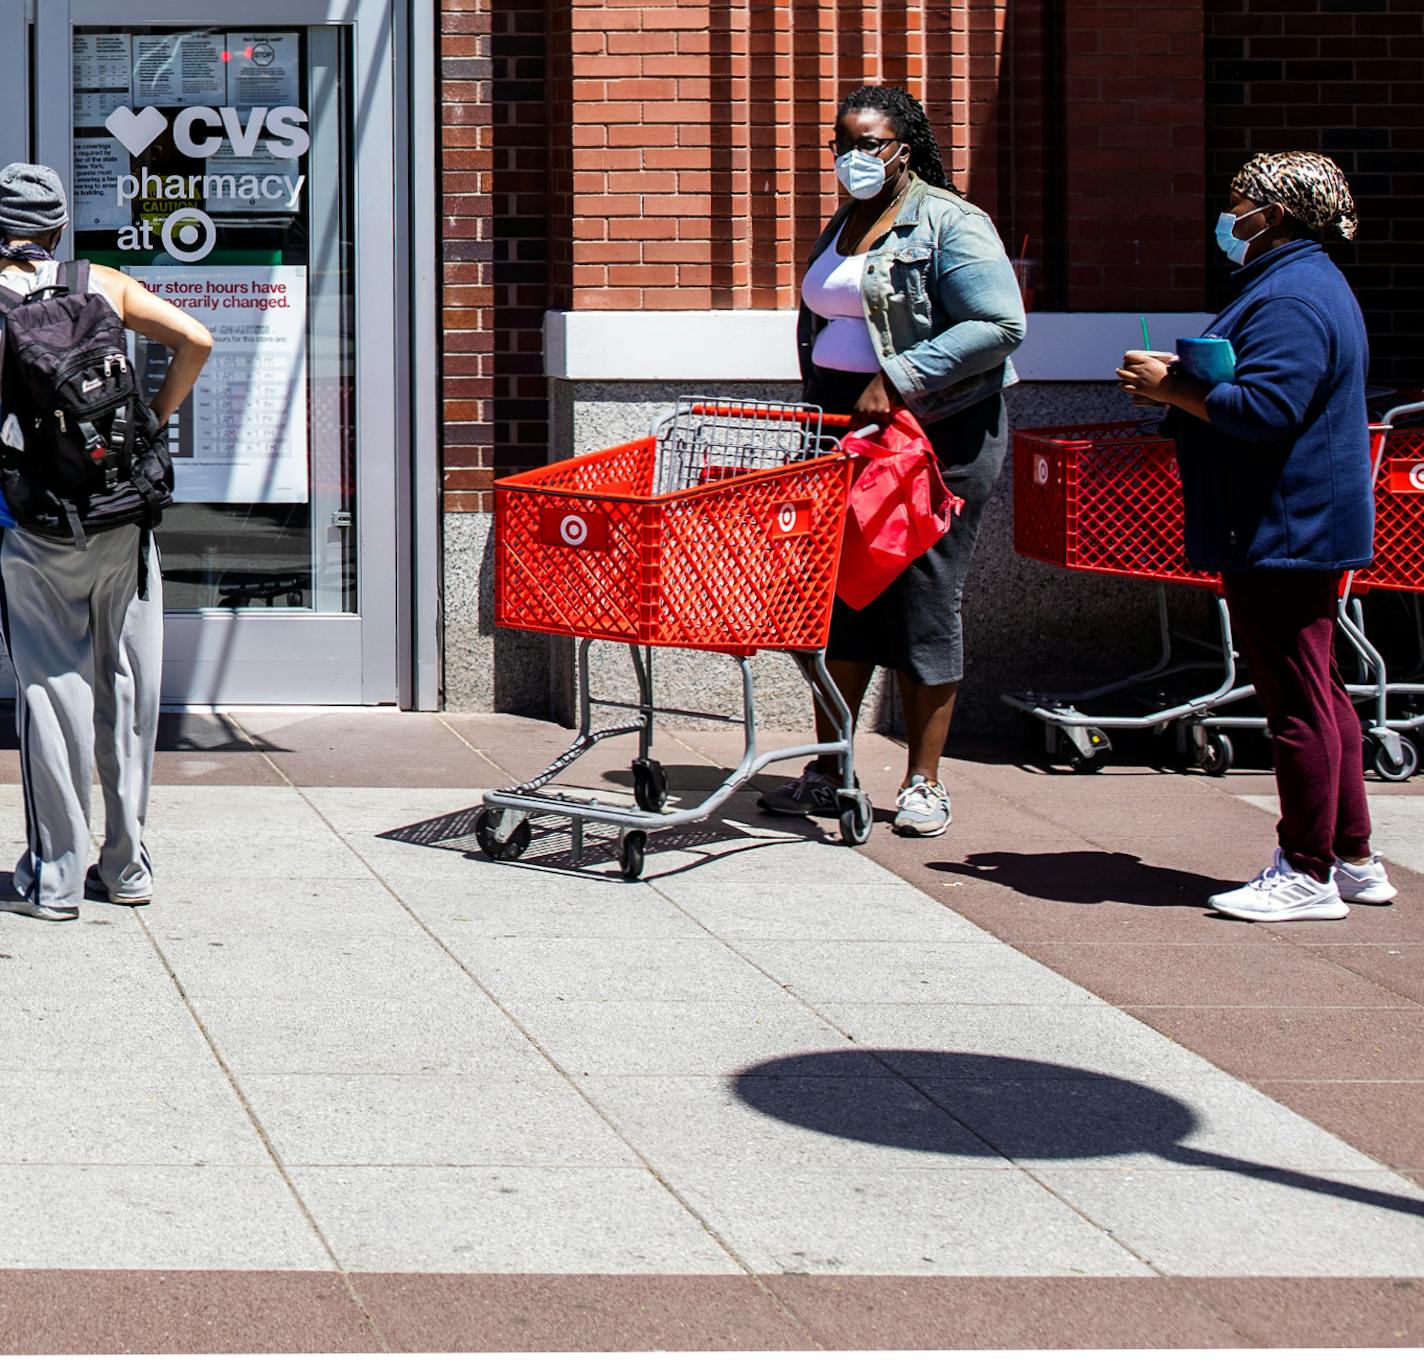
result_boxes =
[2,0,404,704]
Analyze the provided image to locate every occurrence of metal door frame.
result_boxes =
[26,0,422,705]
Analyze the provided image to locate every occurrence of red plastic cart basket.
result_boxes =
[1355,420,1424,595]
[495,404,855,654]
[1013,421,1218,589]
[479,398,876,878]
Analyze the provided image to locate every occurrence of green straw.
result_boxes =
[1140,315,1152,350]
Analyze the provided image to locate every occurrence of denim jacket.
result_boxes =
[797,176,1027,423]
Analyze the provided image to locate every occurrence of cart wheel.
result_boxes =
[1198,731,1234,778]
[618,830,647,880]
[1373,736,1419,783]
[475,808,532,862]
[837,791,874,847]
[1067,727,1110,774]
[631,757,668,813]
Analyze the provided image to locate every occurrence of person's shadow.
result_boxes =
[934,850,1236,908]
[733,1051,1424,1220]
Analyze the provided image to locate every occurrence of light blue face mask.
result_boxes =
[1215,206,1277,266]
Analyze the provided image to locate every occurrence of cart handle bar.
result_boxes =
[686,401,856,426]
[1381,399,1424,429]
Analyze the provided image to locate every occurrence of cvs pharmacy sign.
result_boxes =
[105,104,310,159]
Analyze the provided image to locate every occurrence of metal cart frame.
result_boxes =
[476,398,876,879]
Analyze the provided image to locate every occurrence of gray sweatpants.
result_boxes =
[0,525,162,909]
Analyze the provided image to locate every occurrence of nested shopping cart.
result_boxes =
[1338,399,1424,781]
[1003,417,1399,778]
[1002,420,1244,773]
[476,397,874,879]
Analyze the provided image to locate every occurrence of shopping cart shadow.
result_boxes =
[377,793,845,880]
[932,850,1236,908]
[733,1051,1424,1221]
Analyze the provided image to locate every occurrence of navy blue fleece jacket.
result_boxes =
[1169,238,1373,572]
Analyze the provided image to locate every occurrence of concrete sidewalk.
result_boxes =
[1,709,1423,1351]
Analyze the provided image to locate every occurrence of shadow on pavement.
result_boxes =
[0,705,285,754]
[933,850,1236,907]
[379,801,836,880]
[735,1051,1424,1220]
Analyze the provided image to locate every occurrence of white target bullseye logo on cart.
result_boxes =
[560,514,589,547]
[1034,455,1050,486]
[1412,464,1424,492]
[777,502,797,533]
[161,208,218,263]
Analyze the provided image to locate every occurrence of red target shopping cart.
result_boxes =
[1003,417,1400,777]
[1002,421,1245,773]
[476,397,875,878]
[1338,399,1424,780]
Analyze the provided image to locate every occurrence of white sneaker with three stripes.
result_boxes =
[1208,848,1348,922]
[1333,853,1398,905]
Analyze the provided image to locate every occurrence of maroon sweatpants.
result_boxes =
[1222,570,1373,884]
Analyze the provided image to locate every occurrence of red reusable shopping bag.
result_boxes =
[836,408,964,610]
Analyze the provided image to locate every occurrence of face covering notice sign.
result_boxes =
[131,265,310,504]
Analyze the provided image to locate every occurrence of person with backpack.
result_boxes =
[0,163,212,921]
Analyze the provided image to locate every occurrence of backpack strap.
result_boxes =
[62,500,88,551]
[58,260,91,296]
[130,462,167,528]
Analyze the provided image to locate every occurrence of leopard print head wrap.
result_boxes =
[1231,152,1359,242]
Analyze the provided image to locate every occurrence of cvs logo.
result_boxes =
[105,104,310,160]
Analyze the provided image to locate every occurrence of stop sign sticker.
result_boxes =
[539,507,609,550]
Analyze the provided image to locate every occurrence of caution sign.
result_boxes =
[539,506,609,550]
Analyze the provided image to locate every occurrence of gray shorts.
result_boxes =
[804,367,1008,686]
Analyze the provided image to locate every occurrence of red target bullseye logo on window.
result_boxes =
[539,507,608,550]
[1034,455,1050,486]
[770,500,811,538]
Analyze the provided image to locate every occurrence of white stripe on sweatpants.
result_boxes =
[0,524,161,909]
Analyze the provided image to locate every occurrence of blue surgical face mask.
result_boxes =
[1215,206,1277,266]
[835,147,892,200]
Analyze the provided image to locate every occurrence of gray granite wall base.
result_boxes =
[442,380,1218,742]
[442,510,561,718]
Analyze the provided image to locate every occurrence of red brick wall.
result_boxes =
[440,0,564,514]
[1057,1,1207,310]
[563,1,1010,310]
[1205,0,1424,386]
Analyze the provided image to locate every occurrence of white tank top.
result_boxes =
[0,259,120,315]
[801,240,881,374]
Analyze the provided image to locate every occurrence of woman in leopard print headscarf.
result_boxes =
[1117,151,1396,922]
[1231,151,1359,244]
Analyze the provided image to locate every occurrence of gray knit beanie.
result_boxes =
[0,163,69,237]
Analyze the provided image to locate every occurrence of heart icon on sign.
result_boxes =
[105,105,169,157]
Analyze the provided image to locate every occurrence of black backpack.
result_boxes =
[0,260,173,544]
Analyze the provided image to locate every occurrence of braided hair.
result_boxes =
[837,85,955,193]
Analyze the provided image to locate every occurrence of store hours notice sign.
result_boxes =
[132,266,309,504]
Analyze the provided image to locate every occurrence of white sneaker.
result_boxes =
[1333,854,1398,905]
[1208,849,1348,922]
[892,774,953,837]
